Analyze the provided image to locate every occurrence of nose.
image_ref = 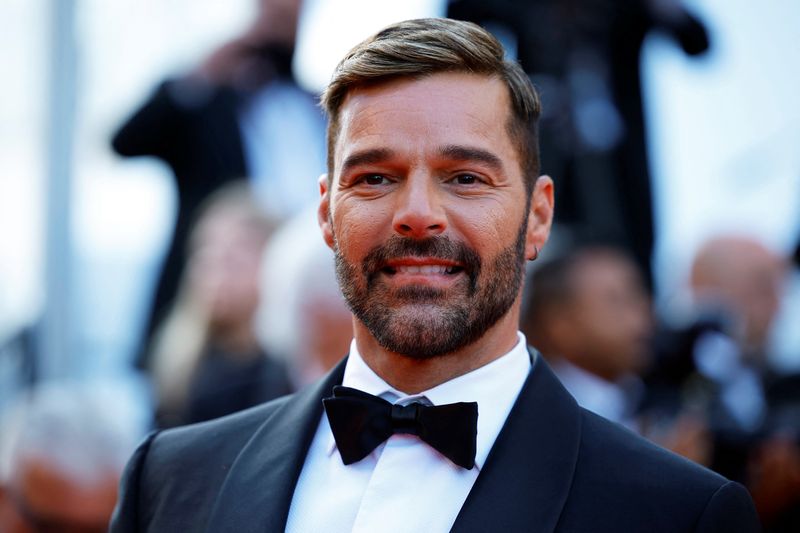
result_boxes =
[392,174,447,239]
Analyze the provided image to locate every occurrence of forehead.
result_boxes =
[332,72,519,175]
[572,253,642,294]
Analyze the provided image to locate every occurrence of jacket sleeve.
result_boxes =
[109,431,160,533]
[111,81,188,160]
[694,481,762,533]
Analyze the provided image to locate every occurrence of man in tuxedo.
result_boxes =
[110,18,760,532]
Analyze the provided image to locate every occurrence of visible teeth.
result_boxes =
[394,265,450,275]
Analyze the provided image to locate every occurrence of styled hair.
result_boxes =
[321,18,542,195]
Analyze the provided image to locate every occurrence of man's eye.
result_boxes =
[363,175,387,185]
[454,174,479,185]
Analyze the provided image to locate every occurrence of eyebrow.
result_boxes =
[339,145,505,175]
[438,145,504,172]
[340,148,395,175]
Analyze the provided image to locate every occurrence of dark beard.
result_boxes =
[334,219,527,359]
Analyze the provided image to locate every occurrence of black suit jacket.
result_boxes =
[110,355,760,532]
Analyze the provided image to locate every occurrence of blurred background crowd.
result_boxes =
[1,0,799,531]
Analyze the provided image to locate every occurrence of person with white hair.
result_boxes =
[257,203,353,386]
[0,382,143,533]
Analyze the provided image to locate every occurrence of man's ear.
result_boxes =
[318,174,335,249]
[526,175,555,260]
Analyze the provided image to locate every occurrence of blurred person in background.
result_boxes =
[149,182,292,428]
[645,235,800,530]
[112,0,326,371]
[448,0,710,290]
[0,383,142,533]
[522,245,653,430]
[690,237,786,373]
[257,204,353,387]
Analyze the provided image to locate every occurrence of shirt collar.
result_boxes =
[325,332,533,470]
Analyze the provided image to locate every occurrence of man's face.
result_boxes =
[188,209,265,332]
[319,72,550,358]
[0,458,118,533]
[568,253,653,379]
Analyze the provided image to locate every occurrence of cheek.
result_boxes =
[457,204,521,251]
[332,202,393,256]
[575,304,616,343]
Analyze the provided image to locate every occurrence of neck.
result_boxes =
[352,310,521,394]
[212,322,259,357]
[563,355,621,384]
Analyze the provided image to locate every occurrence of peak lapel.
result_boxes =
[205,359,347,533]
[451,355,582,533]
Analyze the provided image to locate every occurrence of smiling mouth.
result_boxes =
[381,264,464,276]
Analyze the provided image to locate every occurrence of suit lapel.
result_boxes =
[205,359,347,533]
[451,354,582,533]
[204,352,581,532]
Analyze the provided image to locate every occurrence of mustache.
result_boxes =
[361,235,481,288]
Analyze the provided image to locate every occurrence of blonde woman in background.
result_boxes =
[150,182,292,428]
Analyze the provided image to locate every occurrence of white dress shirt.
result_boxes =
[285,333,532,533]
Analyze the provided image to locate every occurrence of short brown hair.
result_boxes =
[321,18,542,195]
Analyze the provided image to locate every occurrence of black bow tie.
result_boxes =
[323,385,478,470]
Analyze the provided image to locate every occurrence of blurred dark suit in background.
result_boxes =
[448,0,710,289]
[112,0,324,369]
